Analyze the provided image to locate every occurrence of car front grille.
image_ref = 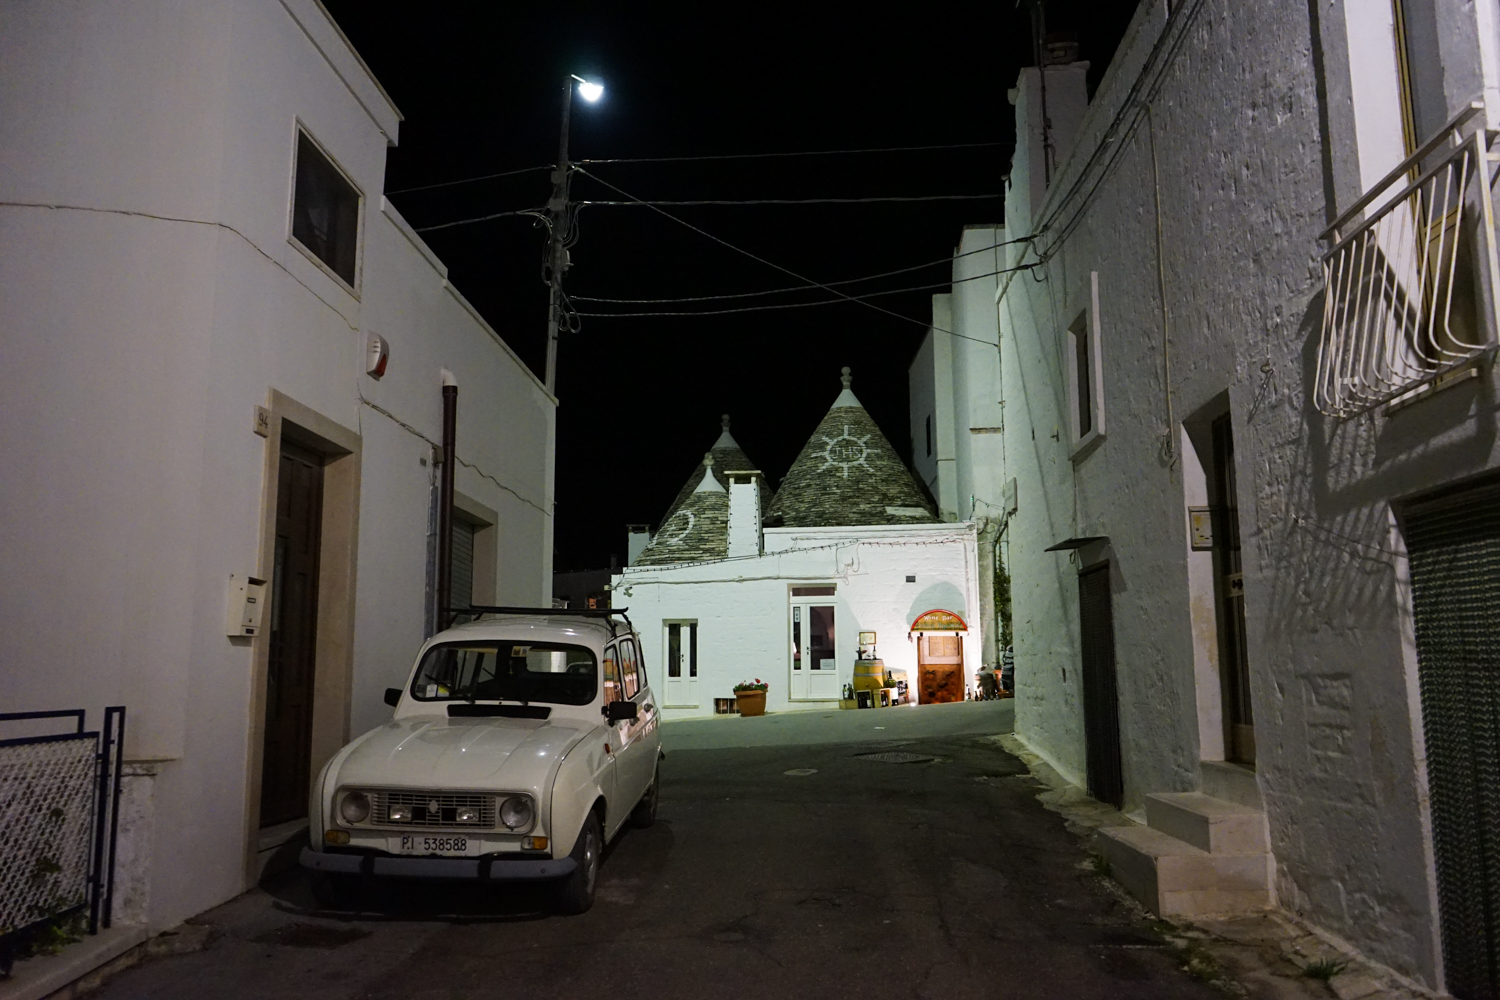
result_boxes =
[369,790,496,828]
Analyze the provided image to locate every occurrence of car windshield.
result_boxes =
[410,642,598,706]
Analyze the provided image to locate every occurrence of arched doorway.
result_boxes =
[911,609,967,704]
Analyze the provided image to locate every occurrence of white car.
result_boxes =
[300,608,662,913]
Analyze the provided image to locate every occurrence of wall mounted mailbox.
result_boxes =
[1188,507,1214,550]
[226,573,268,637]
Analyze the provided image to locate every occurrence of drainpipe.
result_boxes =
[437,370,458,628]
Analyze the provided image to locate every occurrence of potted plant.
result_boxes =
[733,679,768,717]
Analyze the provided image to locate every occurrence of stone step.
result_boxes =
[1096,824,1271,918]
[1201,759,1264,810]
[1145,791,1268,854]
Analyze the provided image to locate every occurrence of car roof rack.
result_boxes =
[447,605,635,636]
[453,605,627,619]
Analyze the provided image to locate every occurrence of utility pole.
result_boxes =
[541,74,602,395]
[542,77,573,396]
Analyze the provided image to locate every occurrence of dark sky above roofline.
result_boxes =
[323,1,1138,571]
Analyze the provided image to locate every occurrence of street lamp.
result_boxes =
[543,75,604,394]
[574,76,604,103]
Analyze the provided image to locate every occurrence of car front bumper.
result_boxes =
[300,846,576,880]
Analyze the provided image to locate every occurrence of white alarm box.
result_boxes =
[227,574,268,637]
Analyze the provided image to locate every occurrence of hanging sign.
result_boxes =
[909,609,968,632]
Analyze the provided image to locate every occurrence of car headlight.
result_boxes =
[339,791,370,824]
[389,804,411,822]
[500,795,534,831]
[456,807,480,823]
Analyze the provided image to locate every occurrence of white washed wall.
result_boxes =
[996,0,1500,985]
[612,524,981,719]
[0,0,553,930]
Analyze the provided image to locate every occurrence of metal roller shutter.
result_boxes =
[1404,480,1500,999]
[450,518,475,612]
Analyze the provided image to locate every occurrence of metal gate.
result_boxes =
[0,708,125,972]
[1404,480,1500,999]
[1079,564,1124,808]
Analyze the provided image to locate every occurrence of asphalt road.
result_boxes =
[89,701,1217,1000]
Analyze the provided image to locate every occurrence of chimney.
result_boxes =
[625,525,651,566]
[727,473,763,558]
[1007,54,1091,235]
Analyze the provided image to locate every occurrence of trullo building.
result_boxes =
[614,369,983,718]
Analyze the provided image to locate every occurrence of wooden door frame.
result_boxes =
[916,632,967,704]
[242,389,361,887]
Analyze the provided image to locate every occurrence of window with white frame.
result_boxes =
[1066,272,1105,452]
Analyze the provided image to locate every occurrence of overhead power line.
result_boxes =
[570,167,1023,347]
[384,140,1009,197]
[573,167,937,334]
[572,242,1033,305]
[580,140,1010,165]
[578,193,1001,206]
[387,164,551,196]
[572,263,1038,317]
[413,208,541,233]
[414,191,1009,233]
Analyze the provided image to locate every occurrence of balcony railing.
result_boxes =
[1315,102,1500,417]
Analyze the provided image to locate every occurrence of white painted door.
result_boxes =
[789,603,840,700]
[664,621,698,707]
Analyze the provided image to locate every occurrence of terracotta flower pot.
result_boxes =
[735,690,767,717]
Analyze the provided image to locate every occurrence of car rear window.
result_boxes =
[410,642,598,706]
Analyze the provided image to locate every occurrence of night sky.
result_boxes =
[323,2,1135,572]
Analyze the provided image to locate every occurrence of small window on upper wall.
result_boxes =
[925,414,933,457]
[291,130,360,286]
[1066,271,1105,455]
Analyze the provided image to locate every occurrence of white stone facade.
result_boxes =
[613,523,982,719]
[987,0,1500,990]
[0,0,554,931]
[909,226,1008,668]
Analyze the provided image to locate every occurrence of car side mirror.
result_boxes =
[384,687,402,708]
[603,700,638,723]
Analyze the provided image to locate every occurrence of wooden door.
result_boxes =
[918,634,964,703]
[1079,564,1124,808]
[1211,414,1255,765]
[260,441,323,827]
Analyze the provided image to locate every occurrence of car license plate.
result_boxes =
[398,835,470,855]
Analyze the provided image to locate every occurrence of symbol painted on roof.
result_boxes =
[816,424,877,478]
[655,509,696,546]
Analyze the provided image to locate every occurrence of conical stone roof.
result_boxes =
[764,368,938,528]
[657,414,760,531]
[635,453,730,566]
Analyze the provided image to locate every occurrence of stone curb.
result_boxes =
[0,922,215,1000]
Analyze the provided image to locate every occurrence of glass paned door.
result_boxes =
[664,621,698,707]
[789,603,839,700]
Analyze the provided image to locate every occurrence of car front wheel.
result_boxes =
[554,812,602,915]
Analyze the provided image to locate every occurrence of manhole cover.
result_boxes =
[784,768,818,776]
[854,751,934,763]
